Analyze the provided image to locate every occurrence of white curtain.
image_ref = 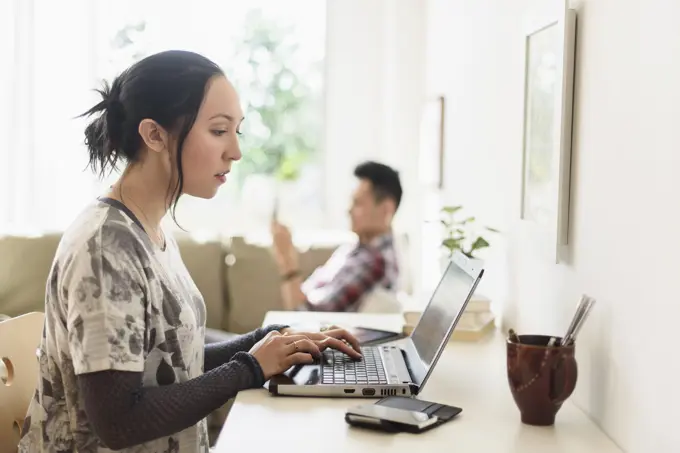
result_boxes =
[1,0,104,235]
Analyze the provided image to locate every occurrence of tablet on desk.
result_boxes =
[287,323,405,345]
[348,326,405,346]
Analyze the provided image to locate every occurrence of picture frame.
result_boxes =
[519,0,577,263]
[418,95,446,190]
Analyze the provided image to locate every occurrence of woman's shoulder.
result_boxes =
[55,200,151,269]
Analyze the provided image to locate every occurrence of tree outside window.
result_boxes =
[98,1,326,234]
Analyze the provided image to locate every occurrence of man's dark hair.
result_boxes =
[354,161,403,210]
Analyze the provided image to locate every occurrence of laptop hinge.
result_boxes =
[400,347,417,385]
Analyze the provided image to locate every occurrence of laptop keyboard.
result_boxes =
[321,347,388,385]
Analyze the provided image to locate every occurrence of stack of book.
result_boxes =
[402,294,496,342]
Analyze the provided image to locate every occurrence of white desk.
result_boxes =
[215,311,622,453]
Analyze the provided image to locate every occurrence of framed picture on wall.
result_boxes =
[519,0,577,263]
[418,95,446,190]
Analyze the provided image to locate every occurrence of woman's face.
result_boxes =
[178,75,243,199]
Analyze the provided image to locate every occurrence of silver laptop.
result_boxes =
[268,251,485,397]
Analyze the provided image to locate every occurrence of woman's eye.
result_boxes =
[212,130,227,136]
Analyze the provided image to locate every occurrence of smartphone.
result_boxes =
[345,404,439,433]
[271,195,279,223]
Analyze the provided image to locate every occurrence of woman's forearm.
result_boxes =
[203,324,289,371]
[79,352,263,450]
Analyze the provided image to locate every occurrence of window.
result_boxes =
[0,0,100,235]
[94,0,327,237]
[0,0,326,237]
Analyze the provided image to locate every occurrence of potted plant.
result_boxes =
[439,205,499,312]
[439,205,498,264]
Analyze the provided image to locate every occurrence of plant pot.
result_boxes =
[439,252,483,272]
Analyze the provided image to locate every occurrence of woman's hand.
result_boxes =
[249,331,321,380]
[281,326,362,360]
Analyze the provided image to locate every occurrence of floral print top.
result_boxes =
[19,199,209,453]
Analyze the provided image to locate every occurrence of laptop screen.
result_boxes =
[409,253,483,383]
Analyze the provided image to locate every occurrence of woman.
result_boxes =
[19,50,362,453]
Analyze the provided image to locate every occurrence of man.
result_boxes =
[271,161,402,312]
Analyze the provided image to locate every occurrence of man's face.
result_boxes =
[349,179,385,236]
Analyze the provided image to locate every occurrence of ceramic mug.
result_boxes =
[506,334,578,426]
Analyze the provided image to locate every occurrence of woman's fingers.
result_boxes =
[317,337,362,359]
[274,330,363,363]
[284,352,315,368]
[321,328,362,354]
[289,338,321,358]
[278,334,311,345]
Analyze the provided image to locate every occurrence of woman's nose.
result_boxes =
[228,143,242,162]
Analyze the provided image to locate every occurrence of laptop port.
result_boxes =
[362,388,376,396]
[344,389,355,394]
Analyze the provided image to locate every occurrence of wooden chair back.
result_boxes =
[0,312,44,453]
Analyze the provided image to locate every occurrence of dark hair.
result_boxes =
[353,161,403,210]
[79,49,224,221]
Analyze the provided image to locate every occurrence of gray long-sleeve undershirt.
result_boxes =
[77,324,287,450]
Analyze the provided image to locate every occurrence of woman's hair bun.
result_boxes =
[80,79,125,178]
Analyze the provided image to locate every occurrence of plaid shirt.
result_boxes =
[300,233,398,312]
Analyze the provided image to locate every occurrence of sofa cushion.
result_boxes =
[0,234,61,317]
[222,237,283,334]
[174,235,228,330]
[223,237,336,333]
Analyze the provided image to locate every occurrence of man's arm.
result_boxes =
[270,220,307,310]
[279,271,308,310]
[282,249,386,312]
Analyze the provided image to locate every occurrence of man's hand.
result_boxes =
[270,220,299,273]
[280,326,362,359]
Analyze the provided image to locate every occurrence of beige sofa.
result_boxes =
[0,233,339,333]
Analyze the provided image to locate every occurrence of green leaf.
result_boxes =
[462,216,476,224]
[441,206,462,214]
[226,11,321,183]
[442,238,462,250]
[470,236,490,252]
[486,226,500,233]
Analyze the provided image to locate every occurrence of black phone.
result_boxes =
[271,196,279,223]
[345,404,439,433]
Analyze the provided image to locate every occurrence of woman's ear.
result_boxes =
[138,119,169,153]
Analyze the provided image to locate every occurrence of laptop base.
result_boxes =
[268,380,414,398]
[268,344,415,398]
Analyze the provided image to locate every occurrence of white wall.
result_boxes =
[425,0,680,451]
[324,0,427,293]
